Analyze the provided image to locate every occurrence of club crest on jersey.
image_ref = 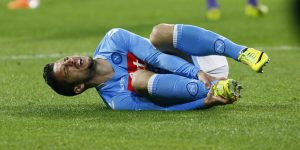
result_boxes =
[186,82,198,96]
[111,52,122,64]
[214,39,226,54]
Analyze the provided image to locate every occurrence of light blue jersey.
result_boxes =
[93,28,204,111]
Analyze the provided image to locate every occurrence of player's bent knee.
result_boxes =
[131,70,154,92]
[150,23,174,46]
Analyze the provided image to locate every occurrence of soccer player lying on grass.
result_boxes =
[43,24,269,110]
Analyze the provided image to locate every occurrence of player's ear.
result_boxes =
[74,83,85,94]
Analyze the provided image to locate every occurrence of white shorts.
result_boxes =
[192,55,229,78]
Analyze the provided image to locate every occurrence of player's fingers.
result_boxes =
[206,88,214,97]
[203,76,211,88]
[212,96,230,105]
[198,77,210,88]
[198,71,212,88]
[204,81,210,88]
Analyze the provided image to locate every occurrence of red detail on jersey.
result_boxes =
[127,52,147,92]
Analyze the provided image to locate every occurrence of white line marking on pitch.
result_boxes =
[0,45,299,60]
[0,53,89,60]
[257,46,300,51]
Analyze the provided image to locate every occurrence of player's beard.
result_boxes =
[84,57,96,82]
[75,57,96,85]
[87,56,95,70]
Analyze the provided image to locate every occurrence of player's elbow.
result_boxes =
[150,23,174,46]
[106,28,127,38]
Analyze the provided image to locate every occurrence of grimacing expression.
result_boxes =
[53,56,94,84]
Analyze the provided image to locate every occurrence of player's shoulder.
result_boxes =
[106,28,128,38]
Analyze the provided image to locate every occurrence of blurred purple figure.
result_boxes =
[206,0,268,20]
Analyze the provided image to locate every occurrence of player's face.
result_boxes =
[53,56,95,84]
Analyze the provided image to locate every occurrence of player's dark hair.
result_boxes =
[43,63,78,96]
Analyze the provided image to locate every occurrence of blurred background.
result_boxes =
[292,0,300,34]
[0,0,299,58]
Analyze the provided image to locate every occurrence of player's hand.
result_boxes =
[197,71,226,88]
[204,88,234,108]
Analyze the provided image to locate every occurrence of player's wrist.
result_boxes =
[203,96,214,108]
[196,70,204,80]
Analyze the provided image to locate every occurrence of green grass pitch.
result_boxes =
[0,0,299,149]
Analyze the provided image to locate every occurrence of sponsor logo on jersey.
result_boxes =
[126,52,147,92]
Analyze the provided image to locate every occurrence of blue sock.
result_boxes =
[248,0,258,6]
[148,74,210,106]
[174,24,246,60]
[207,0,219,9]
